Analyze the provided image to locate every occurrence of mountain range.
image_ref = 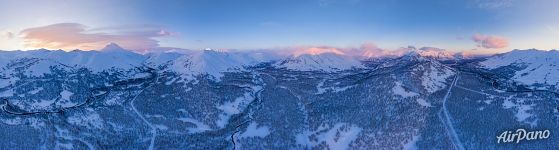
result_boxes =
[0,43,557,149]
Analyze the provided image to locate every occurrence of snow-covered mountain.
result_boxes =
[1,45,558,149]
[360,46,457,61]
[275,52,363,72]
[480,49,559,88]
[170,49,280,80]
[417,47,456,60]
[0,43,145,75]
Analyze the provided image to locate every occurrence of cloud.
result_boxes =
[360,42,379,50]
[4,32,14,39]
[290,46,346,57]
[278,42,412,58]
[272,42,502,59]
[20,23,176,52]
[356,43,414,58]
[469,0,514,9]
[472,33,508,49]
[359,43,391,58]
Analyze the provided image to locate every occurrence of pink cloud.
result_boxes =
[360,42,378,50]
[292,46,346,57]
[279,42,412,58]
[20,23,175,52]
[472,33,508,49]
[357,43,411,58]
[359,43,391,58]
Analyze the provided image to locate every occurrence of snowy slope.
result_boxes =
[276,53,363,72]
[171,49,278,80]
[144,52,184,67]
[1,58,71,77]
[393,51,456,93]
[416,61,456,93]
[480,49,559,87]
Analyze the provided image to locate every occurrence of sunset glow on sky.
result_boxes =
[0,0,558,53]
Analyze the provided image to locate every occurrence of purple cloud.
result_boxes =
[20,23,176,52]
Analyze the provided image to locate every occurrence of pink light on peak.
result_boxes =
[292,47,346,57]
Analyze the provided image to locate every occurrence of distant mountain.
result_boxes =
[275,52,363,72]
[360,46,458,61]
[417,47,456,60]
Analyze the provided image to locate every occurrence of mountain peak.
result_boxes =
[101,42,127,52]
[413,47,455,60]
[400,50,424,61]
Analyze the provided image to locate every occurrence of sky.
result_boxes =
[0,0,558,53]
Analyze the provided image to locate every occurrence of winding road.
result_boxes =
[130,88,157,150]
[129,73,158,150]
